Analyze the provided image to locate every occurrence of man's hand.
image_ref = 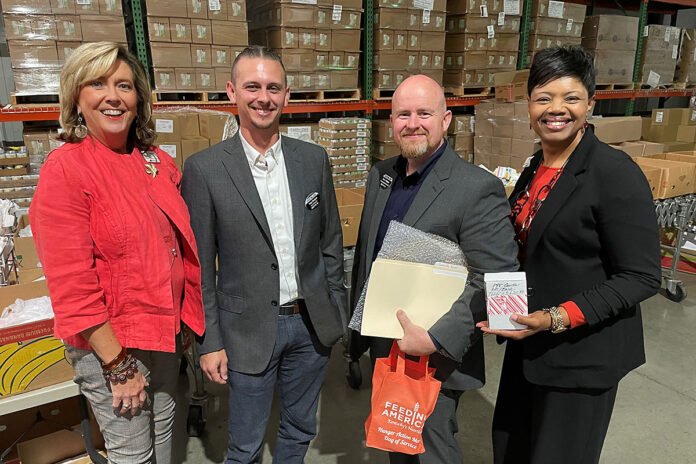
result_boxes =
[476,310,552,340]
[200,349,228,384]
[396,310,436,356]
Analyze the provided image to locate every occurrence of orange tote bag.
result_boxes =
[365,341,442,454]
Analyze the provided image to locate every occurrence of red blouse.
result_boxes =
[513,166,586,329]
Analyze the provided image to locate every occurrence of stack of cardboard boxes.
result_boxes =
[588,116,666,157]
[527,0,585,64]
[638,25,681,88]
[372,119,400,161]
[279,122,320,144]
[443,0,522,90]
[152,110,234,169]
[0,150,34,207]
[447,114,474,162]
[2,0,126,94]
[643,108,696,151]
[581,15,638,85]
[634,151,696,199]
[318,118,371,189]
[675,28,696,86]
[373,0,446,91]
[246,0,361,93]
[473,100,539,171]
[22,125,62,173]
[146,0,248,92]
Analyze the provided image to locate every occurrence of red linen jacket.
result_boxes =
[29,136,204,352]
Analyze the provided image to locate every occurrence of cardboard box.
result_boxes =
[50,0,74,14]
[449,115,475,134]
[153,67,176,90]
[3,15,35,40]
[55,15,81,41]
[634,157,695,198]
[610,141,645,158]
[662,141,696,152]
[187,0,207,18]
[675,27,696,84]
[228,0,246,21]
[0,280,75,398]
[8,40,59,67]
[14,214,39,269]
[99,0,121,15]
[331,29,361,52]
[16,424,104,464]
[156,141,182,169]
[199,113,232,145]
[335,188,364,247]
[531,0,587,21]
[374,141,400,160]
[582,15,639,51]
[147,17,170,42]
[170,18,192,43]
[191,18,212,44]
[80,15,126,42]
[677,125,696,143]
[196,68,216,90]
[652,108,696,126]
[151,43,192,67]
[207,0,228,20]
[181,137,210,163]
[192,44,212,67]
[144,0,188,17]
[74,0,97,14]
[23,130,51,155]
[211,45,231,67]
[175,68,195,90]
[494,69,529,102]
[211,20,248,45]
[592,49,635,84]
[154,112,200,142]
[590,117,642,144]
[637,165,663,199]
[638,141,665,156]
[646,124,680,143]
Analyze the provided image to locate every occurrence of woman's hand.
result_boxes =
[476,310,552,340]
[111,370,148,415]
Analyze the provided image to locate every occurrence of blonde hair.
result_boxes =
[58,42,155,149]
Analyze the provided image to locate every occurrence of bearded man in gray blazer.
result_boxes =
[351,75,518,463]
[181,45,346,464]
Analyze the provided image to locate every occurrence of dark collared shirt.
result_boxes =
[372,140,447,261]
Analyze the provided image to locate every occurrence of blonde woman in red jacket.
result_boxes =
[29,42,204,463]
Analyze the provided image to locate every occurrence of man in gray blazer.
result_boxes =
[181,45,346,464]
[352,75,518,463]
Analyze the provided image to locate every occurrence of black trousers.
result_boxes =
[369,337,464,464]
[492,344,618,464]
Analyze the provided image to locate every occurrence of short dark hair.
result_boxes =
[230,45,287,85]
[527,45,596,98]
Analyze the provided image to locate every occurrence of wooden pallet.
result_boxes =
[288,88,360,102]
[670,82,696,90]
[638,83,687,90]
[595,83,635,91]
[444,86,491,98]
[373,88,396,100]
[10,92,60,107]
[152,90,229,104]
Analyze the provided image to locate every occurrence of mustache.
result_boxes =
[400,129,428,136]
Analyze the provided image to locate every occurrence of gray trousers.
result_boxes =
[66,341,180,464]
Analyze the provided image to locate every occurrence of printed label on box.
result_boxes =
[484,272,528,330]
[480,5,488,17]
[209,0,221,10]
[655,111,664,123]
[504,0,520,15]
[333,5,342,21]
[665,28,671,42]
[691,110,696,122]
[498,12,505,26]
[487,25,495,38]
[76,0,91,4]
[156,119,174,133]
[292,0,317,3]
[643,25,649,37]
[566,18,573,32]
[422,10,431,24]
[160,145,177,158]
[287,126,312,141]
[647,70,660,87]
[548,0,564,18]
[356,148,366,155]
[413,0,434,9]
[673,45,678,60]
[357,131,368,137]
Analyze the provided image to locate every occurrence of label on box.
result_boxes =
[356,148,366,155]
[357,163,368,171]
[76,0,91,4]
[209,0,221,10]
[665,28,671,42]
[333,5,342,21]
[216,49,227,64]
[647,70,660,87]
[672,45,679,59]
[548,0,564,18]
[655,111,664,123]
[691,110,696,122]
[504,0,520,15]
[487,25,495,38]
[484,272,528,330]
[201,73,211,86]
[158,73,171,86]
[565,18,573,32]
[480,5,488,17]
[422,10,431,24]
[470,117,476,133]
[291,0,317,4]
[156,119,174,133]
[197,24,208,39]
[498,12,505,26]
[357,156,367,163]
[357,123,367,129]
[414,0,434,9]
[357,139,367,146]
[160,145,177,158]
[105,0,116,11]
[197,49,207,63]
[643,25,649,37]
[287,126,312,141]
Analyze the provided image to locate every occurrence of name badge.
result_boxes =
[142,150,161,163]
[380,173,394,189]
[305,192,320,210]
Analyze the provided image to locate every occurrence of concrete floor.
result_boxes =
[174,274,696,463]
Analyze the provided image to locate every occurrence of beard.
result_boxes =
[397,131,429,159]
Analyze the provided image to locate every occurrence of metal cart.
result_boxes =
[655,194,696,302]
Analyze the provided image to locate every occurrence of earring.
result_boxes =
[75,114,88,138]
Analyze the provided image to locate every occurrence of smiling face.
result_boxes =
[227,56,289,137]
[528,76,594,149]
[76,59,137,154]
[390,75,451,161]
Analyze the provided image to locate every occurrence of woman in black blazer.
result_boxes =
[478,46,662,464]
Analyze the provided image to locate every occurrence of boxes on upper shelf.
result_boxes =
[638,25,681,87]
[675,28,696,85]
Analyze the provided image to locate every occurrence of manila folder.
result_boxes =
[361,258,468,339]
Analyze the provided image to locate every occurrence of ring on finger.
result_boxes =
[122,403,131,409]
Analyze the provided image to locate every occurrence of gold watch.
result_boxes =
[542,306,567,334]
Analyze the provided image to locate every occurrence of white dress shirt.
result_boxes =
[239,132,301,305]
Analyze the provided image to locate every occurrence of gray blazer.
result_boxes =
[352,145,518,390]
[182,132,346,374]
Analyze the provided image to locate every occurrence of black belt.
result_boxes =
[279,299,304,316]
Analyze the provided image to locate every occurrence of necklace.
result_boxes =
[510,154,570,247]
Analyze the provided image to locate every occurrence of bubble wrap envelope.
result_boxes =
[349,221,467,333]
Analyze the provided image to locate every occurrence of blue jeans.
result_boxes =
[225,312,331,464]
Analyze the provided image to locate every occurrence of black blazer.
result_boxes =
[507,127,662,389]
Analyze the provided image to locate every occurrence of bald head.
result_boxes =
[392,75,447,115]
[390,74,452,166]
